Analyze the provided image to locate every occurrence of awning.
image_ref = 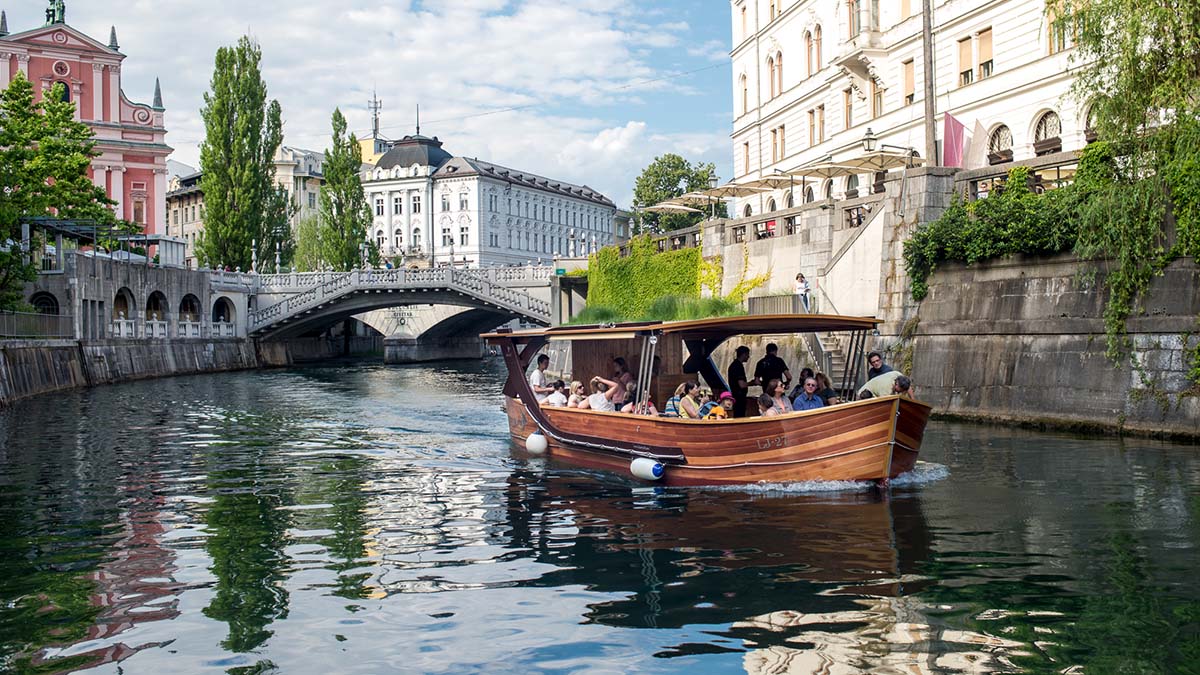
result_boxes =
[838,150,925,173]
[782,161,862,180]
[645,203,702,213]
[699,183,772,198]
[735,176,799,190]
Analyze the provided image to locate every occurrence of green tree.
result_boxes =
[0,74,118,309]
[632,154,725,234]
[292,214,322,272]
[317,108,375,271]
[196,36,292,272]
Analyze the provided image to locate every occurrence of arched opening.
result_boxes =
[1033,111,1062,155]
[1084,105,1098,144]
[113,287,135,320]
[767,57,777,98]
[743,204,753,217]
[785,192,794,209]
[56,81,70,103]
[988,124,1014,165]
[846,175,860,199]
[145,291,167,322]
[766,198,777,212]
[774,51,783,97]
[179,294,201,322]
[30,291,59,315]
[212,297,235,324]
[412,228,423,252]
[740,75,749,115]
[873,170,888,194]
[823,180,833,200]
[814,25,823,69]
[805,31,813,77]
[804,186,816,203]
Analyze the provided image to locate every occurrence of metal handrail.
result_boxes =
[0,310,73,339]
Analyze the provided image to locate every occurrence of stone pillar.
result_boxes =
[153,168,168,236]
[16,54,28,77]
[71,82,82,121]
[110,166,125,220]
[92,165,108,195]
[92,63,104,120]
[385,189,394,253]
[0,52,11,84]
[108,65,120,122]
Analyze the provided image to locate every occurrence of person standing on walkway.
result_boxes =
[754,343,792,394]
[727,346,755,418]
[794,273,811,313]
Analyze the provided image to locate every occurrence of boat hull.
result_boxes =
[505,395,931,486]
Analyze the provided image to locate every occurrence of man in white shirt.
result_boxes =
[529,354,554,402]
[544,380,568,407]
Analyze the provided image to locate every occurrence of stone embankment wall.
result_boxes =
[0,339,258,405]
[890,255,1200,438]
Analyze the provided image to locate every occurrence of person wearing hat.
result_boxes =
[706,391,736,419]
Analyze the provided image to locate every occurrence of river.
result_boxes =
[0,360,1197,674]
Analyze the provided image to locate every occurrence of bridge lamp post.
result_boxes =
[707,173,719,219]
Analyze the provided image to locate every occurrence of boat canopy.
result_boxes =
[482,314,881,344]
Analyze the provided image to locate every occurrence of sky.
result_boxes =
[4,0,736,209]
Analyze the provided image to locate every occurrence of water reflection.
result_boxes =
[0,364,1198,674]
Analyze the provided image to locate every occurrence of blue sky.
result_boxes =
[4,0,735,207]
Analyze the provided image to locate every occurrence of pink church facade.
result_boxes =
[0,11,171,235]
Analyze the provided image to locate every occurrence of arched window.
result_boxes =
[376,229,385,247]
[412,228,422,250]
[785,192,794,208]
[30,292,59,315]
[848,0,860,37]
[394,228,403,249]
[212,297,235,324]
[988,124,1014,165]
[1084,105,1098,143]
[815,25,823,70]
[56,81,70,103]
[775,51,783,95]
[113,288,135,320]
[805,31,814,77]
[743,204,753,217]
[823,179,833,200]
[178,294,200,322]
[766,198,777,212]
[145,291,167,321]
[804,186,816,203]
[1033,111,1062,155]
[740,74,749,115]
[846,175,860,199]
[767,57,776,98]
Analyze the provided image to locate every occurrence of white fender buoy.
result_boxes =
[630,457,664,481]
[525,432,548,455]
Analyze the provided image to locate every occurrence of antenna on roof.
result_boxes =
[368,89,382,139]
[415,103,420,136]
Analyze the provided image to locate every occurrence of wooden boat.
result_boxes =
[482,314,931,487]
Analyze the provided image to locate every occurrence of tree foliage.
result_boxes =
[632,154,724,233]
[316,108,376,271]
[0,74,119,309]
[292,214,323,272]
[196,36,293,272]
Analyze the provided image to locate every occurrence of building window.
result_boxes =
[741,6,747,38]
[901,0,912,19]
[375,198,384,216]
[173,209,179,225]
[808,109,816,146]
[460,193,470,211]
[743,141,750,173]
[903,59,915,105]
[394,229,403,249]
[805,31,814,77]
[412,195,422,213]
[778,124,786,159]
[978,29,993,80]
[1048,5,1074,54]
[308,192,317,209]
[393,196,403,215]
[1034,111,1063,155]
[958,37,974,86]
[843,89,854,129]
[815,25,823,70]
[769,0,777,21]
[871,80,883,118]
[988,124,1014,165]
[442,227,452,246]
[817,105,825,142]
[441,194,450,211]
[376,230,385,247]
[133,200,145,225]
[848,0,860,38]
[740,74,749,115]
[767,57,777,98]
[771,129,779,163]
[460,228,469,246]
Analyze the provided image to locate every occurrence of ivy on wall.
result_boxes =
[587,236,703,318]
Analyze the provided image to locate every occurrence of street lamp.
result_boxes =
[861,128,879,153]
[359,241,368,269]
[706,174,720,219]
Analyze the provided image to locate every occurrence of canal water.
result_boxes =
[0,360,1197,674]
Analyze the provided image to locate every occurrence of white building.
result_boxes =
[731,0,1084,215]
[361,134,617,266]
[273,145,324,227]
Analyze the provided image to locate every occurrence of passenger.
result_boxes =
[754,343,792,393]
[663,383,686,418]
[858,370,905,399]
[866,351,894,380]
[611,357,634,403]
[757,393,780,417]
[765,378,791,415]
[814,372,840,404]
[789,367,816,400]
[892,375,914,398]
[678,381,702,419]
[529,354,554,403]
[792,377,826,412]
[620,383,658,415]
[706,391,735,419]
[587,376,620,412]
[567,380,588,408]
[857,390,874,400]
[727,346,755,418]
[696,390,716,418]
[545,380,568,407]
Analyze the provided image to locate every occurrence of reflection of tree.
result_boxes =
[202,465,293,653]
[313,457,372,600]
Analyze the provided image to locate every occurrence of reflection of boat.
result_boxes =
[502,471,934,629]
[484,315,931,486]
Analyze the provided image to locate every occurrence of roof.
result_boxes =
[482,314,881,343]
[437,156,615,207]
[376,134,453,170]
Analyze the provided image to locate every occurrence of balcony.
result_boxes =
[834,30,886,93]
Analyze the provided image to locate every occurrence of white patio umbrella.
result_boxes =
[644,203,702,213]
[838,150,925,173]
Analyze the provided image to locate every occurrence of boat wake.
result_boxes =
[701,461,950,495]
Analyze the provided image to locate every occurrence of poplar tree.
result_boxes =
[632,154,724,234]
[196,36,292,272]
[317,108,376,271]
[0,74,118,309]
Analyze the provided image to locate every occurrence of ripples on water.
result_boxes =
[0,360,1198,674]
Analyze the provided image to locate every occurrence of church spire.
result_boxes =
[108,26,119,50]
[152,77,163,110]
[1,11,9,37]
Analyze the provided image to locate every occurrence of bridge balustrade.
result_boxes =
[111,319,136,338]
[145,320,169,339]
[178,321,202,338]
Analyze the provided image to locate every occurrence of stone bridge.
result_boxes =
[248,267,556,351]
